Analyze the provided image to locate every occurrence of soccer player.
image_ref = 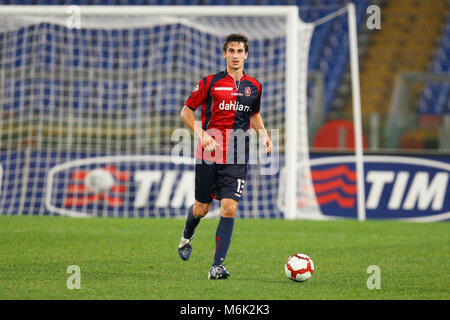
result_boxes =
[178,33,272,279]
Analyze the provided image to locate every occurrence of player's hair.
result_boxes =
[223,33,249,53]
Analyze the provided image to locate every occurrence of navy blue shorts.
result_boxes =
[195,161,248,203]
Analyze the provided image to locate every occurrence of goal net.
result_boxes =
[0,5,362,219]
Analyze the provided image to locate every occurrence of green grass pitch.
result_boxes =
[0,215,448,300]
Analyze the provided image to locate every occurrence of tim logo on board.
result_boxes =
[46,155,195,217]
[310,155,450,222]
[64,165,130,208]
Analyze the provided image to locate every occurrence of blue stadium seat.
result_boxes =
[416,15,450,115]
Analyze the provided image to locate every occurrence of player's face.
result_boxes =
[223,41,248,72]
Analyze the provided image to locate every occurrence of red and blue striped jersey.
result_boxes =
[184,70,262,164]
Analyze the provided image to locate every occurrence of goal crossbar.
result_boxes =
[0,5,298,17]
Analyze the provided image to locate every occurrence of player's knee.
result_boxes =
[193,202,211,218]
[220,200,237,218]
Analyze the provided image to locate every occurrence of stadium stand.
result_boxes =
[416,14,450,116]
[0,0,369,117]
[400,11,450,150]
[355,0,448,115]
[0,0,446,151]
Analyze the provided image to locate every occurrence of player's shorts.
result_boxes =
[195,160,248,203]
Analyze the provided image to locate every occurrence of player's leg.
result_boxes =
[178,200,211,261]
[214,198,238,266]
[178,161,216,261]
[183,200,211,239]
[208,164,247,279]
[208,198,237,279]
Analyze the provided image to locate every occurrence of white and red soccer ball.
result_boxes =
[285,253,314,282]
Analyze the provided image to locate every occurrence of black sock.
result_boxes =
[183,204,200,239]
[212,216,235,266]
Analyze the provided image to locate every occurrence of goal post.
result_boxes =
[347,3,366,222]
[0,5,364,220]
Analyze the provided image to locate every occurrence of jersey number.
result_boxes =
[236,179,245,194]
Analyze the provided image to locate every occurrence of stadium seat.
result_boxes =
[416,15,450,115]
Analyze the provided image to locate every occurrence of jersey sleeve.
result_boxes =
[251,83,262,115]
[184,77,209,111]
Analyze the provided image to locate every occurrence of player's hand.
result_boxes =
[262,133,272,154]
[202,132,218,152]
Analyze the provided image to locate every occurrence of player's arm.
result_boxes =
[250,113,272,154]
[180,105,218,152]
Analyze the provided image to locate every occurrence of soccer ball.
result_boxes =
[285,253,314,282]
[84,168,115,192]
